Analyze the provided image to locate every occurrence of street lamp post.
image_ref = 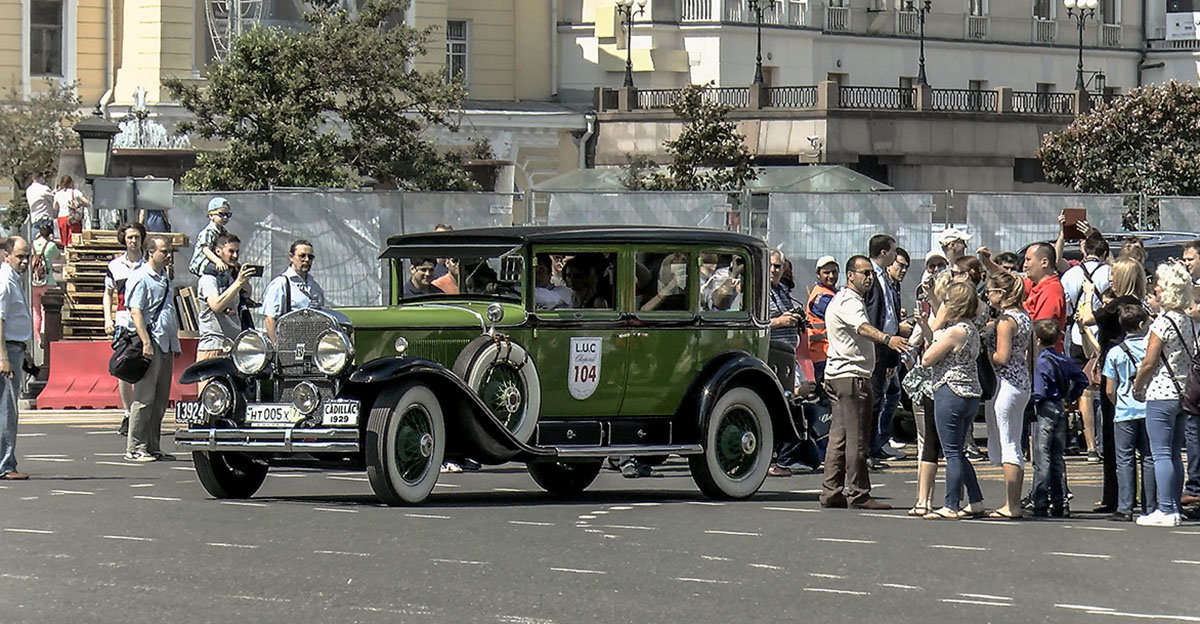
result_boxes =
[748,0,774,85]
[615,0,647,88]
[1065,0,1098,91]
[906,0,932,86]
[72,105,121,226]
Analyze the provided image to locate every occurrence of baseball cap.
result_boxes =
[815,255,837,271]
[938,227,971,247]
[207,197,231,214]
[925,250,947,264]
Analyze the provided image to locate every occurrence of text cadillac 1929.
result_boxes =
[174,226,803,504]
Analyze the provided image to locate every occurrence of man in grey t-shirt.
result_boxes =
[196,233,256,361]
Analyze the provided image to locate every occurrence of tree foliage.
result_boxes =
[0,81,81,228]
[623,83,758,191]
[1039,81,1200,197]
[165,0,478,191]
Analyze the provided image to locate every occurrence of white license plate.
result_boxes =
[246,403,301,427]
[321,400,360,427]
[175,401,205,425]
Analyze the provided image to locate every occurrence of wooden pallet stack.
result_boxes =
[62,230,191,341]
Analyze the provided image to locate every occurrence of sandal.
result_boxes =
[961,505,988,519]
[907,504,931,517]
[923,507,965,520]
[987,509,1022,520]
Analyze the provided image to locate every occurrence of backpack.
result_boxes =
[30,240,48,287]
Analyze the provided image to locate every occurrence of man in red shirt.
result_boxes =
[1023,242,1066,352]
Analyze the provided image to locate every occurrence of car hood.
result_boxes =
[336,301,527,329]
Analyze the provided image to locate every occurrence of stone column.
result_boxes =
[816,81,839,111]
[996,87,1013,113]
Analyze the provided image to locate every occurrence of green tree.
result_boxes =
[1038,81,1200,227]
[0,81,81,228]
[165,0,477,191]
[623,83,758,191]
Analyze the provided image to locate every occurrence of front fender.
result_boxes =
[675,351,796,443]
[347,356,554,463]
[179,357,239,385]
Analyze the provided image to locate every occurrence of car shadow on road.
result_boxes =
[250,488,821,509]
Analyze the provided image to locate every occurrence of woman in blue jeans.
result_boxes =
[914,281,985,519]
[1132,261,1197,527]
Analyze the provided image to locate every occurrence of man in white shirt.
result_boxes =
[0,238,33,480]
[197,233,256,361]
[821,255,908,510]
[24,172,54,233]
[263,239,325,342]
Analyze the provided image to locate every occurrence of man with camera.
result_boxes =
[196,232,257,364]
[0,238,34,480]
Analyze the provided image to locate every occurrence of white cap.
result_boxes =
[815,255,837,271]
[938,227,971,247]
[925,250,947,264]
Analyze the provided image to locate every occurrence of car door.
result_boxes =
[527,247,628,419]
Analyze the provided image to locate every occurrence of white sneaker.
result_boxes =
[1172,513,1184,527]
[124,451,157,463]
[888,439,907,450]
[1136,510,1176,527]
[439,462,462,474]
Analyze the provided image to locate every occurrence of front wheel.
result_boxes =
[193,451,268,499]
[365,383,446,506]
[527,460,603,495]
[689,386,773,499]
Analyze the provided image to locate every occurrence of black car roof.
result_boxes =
[382,225,768,259]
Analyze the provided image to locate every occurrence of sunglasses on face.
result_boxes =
[215,212,233,218]
[295,253,316,260]
[770,263,783,269]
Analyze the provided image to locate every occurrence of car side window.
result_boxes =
[558,253,617,310]
[636,252,690,312]
[699,252,745,312]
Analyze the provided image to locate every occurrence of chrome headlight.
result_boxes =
[315,330,354,375]
[200,381,232,417]
[232,330,272,375]
[292,381,320,415]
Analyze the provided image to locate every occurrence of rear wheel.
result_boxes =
[365,383,445,506]
[527,460,603,495]
[689,386,773,499]
[193,451,268,499]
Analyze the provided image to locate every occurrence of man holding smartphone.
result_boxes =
[196,232,256,363]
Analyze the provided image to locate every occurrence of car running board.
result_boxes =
[551,444,703,458]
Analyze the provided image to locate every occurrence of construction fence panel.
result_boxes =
[398,192,518,234]
[964,193,1131,256]
[545,192,737,230]
[766,193,937,307]
[1156,197,1200,233]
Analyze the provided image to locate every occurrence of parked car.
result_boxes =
[174,226,797,505]
[1024,230,1199,276]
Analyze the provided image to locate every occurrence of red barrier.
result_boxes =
[37,338,199,410]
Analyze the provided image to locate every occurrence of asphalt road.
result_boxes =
[2,421,1199,624]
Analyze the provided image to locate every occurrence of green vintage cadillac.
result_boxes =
[175,226,795,505]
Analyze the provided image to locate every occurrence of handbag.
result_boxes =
[108,280,170,384]
[976,348,997,401]
[902,364,935,404]
[1161,314,1200,415]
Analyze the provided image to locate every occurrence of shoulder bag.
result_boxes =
[108,279,171,384]
[1159,314,1200,415]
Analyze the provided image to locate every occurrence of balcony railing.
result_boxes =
[1033,18,1057,43]
[825,6,850,32]
[966,15,988,39]
[704,86,751,108]
[725,1,785,24]
[897,10,919,36]
[1100,23,1121,47]
[767,85,818,108]
[930,88,998,113]
[681,0,715,21]
[839,86,915,110]
[636,89,679,110]
[1012,91,1074,115]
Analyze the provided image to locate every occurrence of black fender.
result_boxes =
[674,351,797,444]
[347,356,554,464]
[180,357,241,386]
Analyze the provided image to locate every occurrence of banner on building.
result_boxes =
[1167,0,1200,40]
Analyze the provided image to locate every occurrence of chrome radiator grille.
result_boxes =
[274,308,338,376]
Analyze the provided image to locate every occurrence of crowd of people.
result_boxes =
[774,219,1200,526]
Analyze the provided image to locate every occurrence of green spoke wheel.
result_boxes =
[366,383,445,505]
[453,336,541,443]
[480,364,526,432]
[690,386,772,499]
[393,405,435,484]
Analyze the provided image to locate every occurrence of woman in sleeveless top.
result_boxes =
[983,271,1032,519]
[914,281,985,519]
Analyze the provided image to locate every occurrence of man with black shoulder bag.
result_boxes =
[123,235,181,462]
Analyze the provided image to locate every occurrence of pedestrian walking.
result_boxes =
[197,233,256,362]
[24,171,55,235]
[0,238,33,480]
[1102,303,1156,522]
[104,222,146,436]
[30,223,61,346]
[53,175,89,247]
[804,255,839,387]
[124,235,180,462]
[1132,261,1198,527]
[913,282,986,519]
[1029,319,1089,517]
[766,249,803,477]
[983,271,1032,519]
[865,234,904,466]
[1062,232,1111,465]
[263,239,324,342]
[820,255,907,510]
[189,197,232,277]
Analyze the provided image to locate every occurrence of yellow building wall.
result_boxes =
[77,0,108,103]
[0,1,20,88]
[448,0,515,100]
[112,0,196,105]
[513,0,550,100]
[414,0,449,75]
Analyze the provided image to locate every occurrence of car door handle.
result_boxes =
[617,331,649,339]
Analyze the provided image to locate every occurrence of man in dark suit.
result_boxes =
[863,234,906,466]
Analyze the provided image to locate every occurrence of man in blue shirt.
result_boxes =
[263,239,325,342]
[125,235,181,462]
[0,237,32,480]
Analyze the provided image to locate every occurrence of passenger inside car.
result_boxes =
[404,258,442,297]
[638,252,689,312]
[563,254,613,309]
[534,253,571,309]
[701,253,744,312]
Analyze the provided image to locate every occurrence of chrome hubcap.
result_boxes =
[740,431,757,455]
[418,433,434,458]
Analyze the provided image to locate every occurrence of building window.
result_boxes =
[1033,0,1052,19]
[968,0,987,16]
[446,20,468,83]
[827,72,848,85]
[899,76,915,89]
[1100,0,1118,24]
[30,0,64,77]
[1013,158,1046,183]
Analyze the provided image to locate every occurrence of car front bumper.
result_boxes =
[175,427,361,453]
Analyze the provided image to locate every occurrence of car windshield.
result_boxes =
[398,254,523,302]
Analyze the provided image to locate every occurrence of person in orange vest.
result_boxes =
[806,255,839,386]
